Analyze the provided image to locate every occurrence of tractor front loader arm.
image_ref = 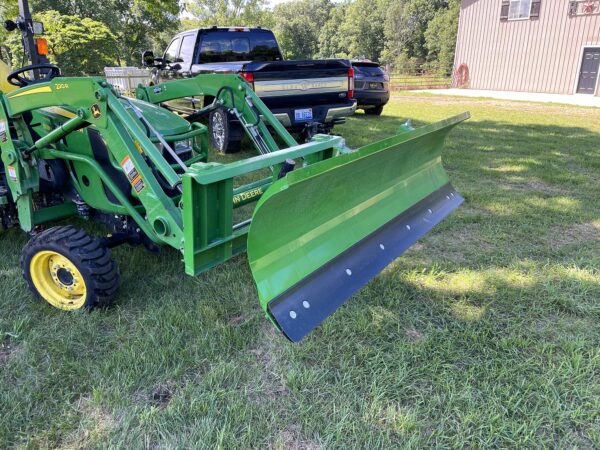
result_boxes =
[0,77,192,247]
[138,74,470,342]
[137,74,300,155]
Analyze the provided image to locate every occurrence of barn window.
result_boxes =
[509,0,532,19]
[501,0,541,21]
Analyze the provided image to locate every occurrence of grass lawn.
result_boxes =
[1,94,599,449]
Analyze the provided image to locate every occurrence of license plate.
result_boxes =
[369,82,381,89]
[294,108,313,121]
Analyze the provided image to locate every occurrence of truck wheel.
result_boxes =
[209,107,243,154]
[365,105,384,116]
[21,226,120,311]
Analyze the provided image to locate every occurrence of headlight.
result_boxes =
[174,138,193,155]
[155,139,193,156]
[355,73,364,80]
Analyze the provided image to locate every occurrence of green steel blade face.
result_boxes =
[247,112,469,336]
[268,183,463,342]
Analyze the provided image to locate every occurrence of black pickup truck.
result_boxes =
[144,27,356,152]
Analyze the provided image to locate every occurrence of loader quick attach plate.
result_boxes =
[247,112,470,342]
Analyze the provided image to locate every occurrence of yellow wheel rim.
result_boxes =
[29,250,87,310]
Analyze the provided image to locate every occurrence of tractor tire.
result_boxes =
[21,226,120,311]
[209,107,243,154]
[365,105,384,116]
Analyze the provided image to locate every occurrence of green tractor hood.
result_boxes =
[125,98,192,137]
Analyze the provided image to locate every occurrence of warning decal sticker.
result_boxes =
[7,165,16,181]
[121,156,139,182]
[132,177,145,193]
[120,156,145,193]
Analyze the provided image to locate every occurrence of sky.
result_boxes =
[267,0,344,6]
[266,0,297,5]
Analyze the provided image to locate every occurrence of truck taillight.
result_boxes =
[348,67,354,99]
[241,72,254,90]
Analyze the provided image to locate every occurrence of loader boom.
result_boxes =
[0,67,468,341]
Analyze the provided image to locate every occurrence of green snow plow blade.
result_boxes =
[247,112,469,342]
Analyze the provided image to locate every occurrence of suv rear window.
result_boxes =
[353,63,385,77]
[198,31,283,63]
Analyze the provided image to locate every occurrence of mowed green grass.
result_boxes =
[1,94,599,449]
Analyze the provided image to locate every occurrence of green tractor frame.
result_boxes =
[0,0,468,342]
[0,4,468,341]
[0,67,467,341]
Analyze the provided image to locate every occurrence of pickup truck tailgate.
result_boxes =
[247,60,352,109]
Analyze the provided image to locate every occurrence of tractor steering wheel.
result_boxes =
[7,64,61,87]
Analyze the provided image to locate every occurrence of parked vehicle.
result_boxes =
[352,61,390,115]
[143,27,357,152]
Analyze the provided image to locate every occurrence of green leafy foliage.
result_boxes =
[341,0,390,61]
[389,0,447,62]
[0,0,460,79]
[316,1,350,59]
[425,0,460,73]
[2,10,117,75]
[319,0,459,70]
[31,0,180,66]
[37,11,117,75]
[272,0,333,60]
[184,0,274,29]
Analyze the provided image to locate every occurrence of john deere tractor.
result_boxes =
[0,3,468,342]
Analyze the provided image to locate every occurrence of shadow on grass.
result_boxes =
[1,106,599,448]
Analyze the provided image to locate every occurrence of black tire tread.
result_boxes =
[209,107,243,154]
[365,105,384,116]
[20,226,121,310]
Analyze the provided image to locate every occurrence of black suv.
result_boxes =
[352,61,390,116]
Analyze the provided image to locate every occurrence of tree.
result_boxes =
[317,1,350,59]
[40,10,117,74]
[272,0,333,60]
[380,0,460,71]
[0,0,461,74]
[32,0,180,65]
[184,0,273,28]
[381,0,415,65]
[4,10,117,75]
[0,1,18,22]
[0,0,21,52]
[424,0,459,73]
[385,0,446,63]
[346,0,391,61]
[317,0,392,62]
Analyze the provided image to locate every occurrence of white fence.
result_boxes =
[103,67,152,95]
